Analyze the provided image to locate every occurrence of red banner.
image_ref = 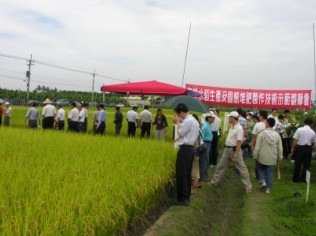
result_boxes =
[186,83,312,109]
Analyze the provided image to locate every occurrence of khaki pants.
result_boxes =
[211,147,252,190]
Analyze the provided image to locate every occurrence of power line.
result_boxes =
[0,67,25,75]
[0,53,28,61]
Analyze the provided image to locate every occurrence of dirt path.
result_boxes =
[144,166,246,236]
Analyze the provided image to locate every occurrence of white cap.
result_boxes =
[205,112,216,118]
[228,111,239,118]
[5,102,10,105]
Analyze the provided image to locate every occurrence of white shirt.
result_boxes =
[83,107,88,119]
[252,121,266,135]
[268,115,278,129]
[293,125,316,146]
[5,106,12,117]
[140,109,152,123]
[225,123,244,146]
[57,108,65,121]
[42,104,56,117]
[176,114,200,146]
[78,110,85,122]
[68,107,79,121]
[127,110,138,122]
[212,116,221,132]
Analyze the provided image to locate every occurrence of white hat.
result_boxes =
[4,102,10,105]
[43,98,52,104]
[205,112,216,118]
[228,111,239,118]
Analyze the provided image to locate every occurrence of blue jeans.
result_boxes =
[257,162,275,190]
[199,142,211,181]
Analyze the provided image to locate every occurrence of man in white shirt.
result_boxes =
[268,108,279,129]
[139,105,152,138]
[211,111,252,193]
[291,118,316,183]
[173,103,199,206]
[126,106,138,137]
[3,102,12,127]
[42,98,56,129]
[209,108,221,167]
[78,104,85,133]
[82,103,88,133]
[68,102,79,132]
[56,103,65,131]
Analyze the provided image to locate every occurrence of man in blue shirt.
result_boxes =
[96,104,106,135]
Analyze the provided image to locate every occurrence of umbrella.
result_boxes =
[164,95,209,113]
[100,80,201,97]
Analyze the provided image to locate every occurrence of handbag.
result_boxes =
[195,130,207,156]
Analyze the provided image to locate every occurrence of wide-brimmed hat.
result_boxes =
[43,98,52,104]
[4,102,10,105]
[205,112,216,118]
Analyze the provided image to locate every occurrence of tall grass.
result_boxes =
[0,128,176,235]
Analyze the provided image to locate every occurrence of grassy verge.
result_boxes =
[145,157,316,236]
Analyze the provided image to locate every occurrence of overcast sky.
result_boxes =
[0,0,316,97]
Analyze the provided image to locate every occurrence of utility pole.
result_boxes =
[91,69,96,102]
[26,54,34,103]
[181,22,191,87]
[313,23,316,103]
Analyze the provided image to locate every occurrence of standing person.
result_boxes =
[250,110,267,179]
[55,103,65,131]
[191,114,200,195]
[291,118,316,183]
[253,118,283,194]
[126,106,138,137]
[78,104,85,133]
[173,103,199,206]
[209,108,221,167]
[113,106,123,136]
[282,110,293,159]
[139,105,152,138]
[210,111,252,193]
[25,103,41,128]
[68,102,79,132]
[268,108,279,129]
[3,102,12,127]
[199,113,215,182]
[152,108,168,141]
[42,98,56,129]
[93,105,100,134]
[82,103,88,133]
[96,104,106,134]
[0,101,3,126]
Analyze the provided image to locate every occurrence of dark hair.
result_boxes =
[132,106,138,111]
[266,117,276,128]
[71,102,76,107]
[192,114,199,123]
[304,118,313,126]
[215,108,219,114]
[237,108,243,115]
[115,106,120,110]
[99,104,104,109]
[272,108,278,112]
[144,105,149,109]
[252,115,259,122]
[96,104,100,109]
[259,110,268,119]
[241,111,247,118]
[284,109,290,114]
[278,114,284,120]
[32,103,37,107]
[174,103,188,114]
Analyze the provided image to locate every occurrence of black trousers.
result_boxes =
[56,120,64,131]
[0,115,2,126]
[209,131,219,165]
[176,145,194,202]
[141,122,151,138]
[282,137,292,159]
[42,117,54,129]
[292,145,312,183]
[128,122,136,137]
[96,122,106,135]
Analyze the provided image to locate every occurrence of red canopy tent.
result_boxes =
[100,80,201,96]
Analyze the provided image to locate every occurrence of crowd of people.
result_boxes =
[173,105,315,206]
[0,99,169,140]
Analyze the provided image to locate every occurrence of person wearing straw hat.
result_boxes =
[3,102,12,127]
[42,98,56,129]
